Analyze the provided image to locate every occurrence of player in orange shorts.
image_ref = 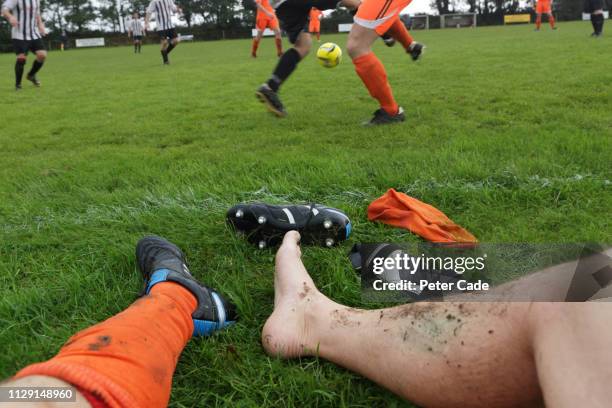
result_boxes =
[348,0,424,124]
[534,0,556,30]
[252,0,283,57]
[308,7,323,41]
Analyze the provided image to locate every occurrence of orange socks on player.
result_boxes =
[13,282,196,408]
[536,15,542,29]
[388,19,414,51]
[352,52,398,115]
[549,15,556,28]
[368,188,478,244]
[275,38,283,56]
[252,38,260,57]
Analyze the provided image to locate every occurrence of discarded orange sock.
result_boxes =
[368,188,478,244]
[388,18,414,50]
[252,38,260,56]
[13,282,196,408]
[275,38,283,55]
[353,52,398,115]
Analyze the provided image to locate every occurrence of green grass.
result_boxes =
[0,20,610,407]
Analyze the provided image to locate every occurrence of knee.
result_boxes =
[16,55,26,64]
[346,37,367,59]
[294,36,312,58]
[37,52,46,62]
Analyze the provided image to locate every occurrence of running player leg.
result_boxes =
[160,36,169,63]
[166,30,178,56]
[252,29,264,57]
[26,40,45,87]
[270,17,283,56]
[535,11,542,30]
[349,0,410,125]
[547,12,556,29]
[14,53,26,90]
[385,18,423,60]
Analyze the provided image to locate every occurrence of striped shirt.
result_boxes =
[1,0,41,41]
[147,0,177,31]
[129,18,144,36]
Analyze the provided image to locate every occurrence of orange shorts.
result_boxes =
[536,1,551,13]
[309,21,321,32]
[354,0,412,35]
[256,13,280,31]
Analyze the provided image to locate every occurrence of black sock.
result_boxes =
[134,43,138,53]
[27,60,43,77]
[15,59,25,86]
[138,43,142,53]
[267,48,301,92]
[166,43,175,54]
[161,50,168,62]
[591,15,598,33]
[596,14,605,34]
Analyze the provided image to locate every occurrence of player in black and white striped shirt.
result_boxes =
[1,0,47,90]
[128,12,145,54]
[145,0,182,64]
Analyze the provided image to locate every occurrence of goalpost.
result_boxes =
[440,13,477,28]
[409,15,430,30]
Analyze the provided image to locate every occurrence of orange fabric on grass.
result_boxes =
[368,188,478,244]
[13,282,196,408]
[387,18,414,50]
[353,52,398,115]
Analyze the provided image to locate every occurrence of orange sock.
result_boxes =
[352,52,398,115]
[549,15,555,28]
[275,38,283,56]
[13,282,196,408]
[388,18,414,51]
[252,38,260,56]
[536,16,542,29]
[368,188,478,244]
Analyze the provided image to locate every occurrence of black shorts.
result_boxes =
[584,0,605,12]
[12,38,45,55]
[276,0,340,43]
[158,28,177,40]
[134,35,143,41]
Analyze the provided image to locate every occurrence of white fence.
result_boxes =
[75,38,105,48]
[251,28,276,37]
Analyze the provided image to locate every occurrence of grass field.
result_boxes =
[0,20,611,407]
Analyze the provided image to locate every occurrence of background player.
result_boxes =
[1,0,47,90]
[584,0,606,36]
[252,0,283,58]
[128,12,145,53]
[308,7,322,42]
[534,0,556,30]
[256,0,360,117]
[145,0,182,64]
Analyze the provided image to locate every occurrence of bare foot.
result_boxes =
[261,231,333,358]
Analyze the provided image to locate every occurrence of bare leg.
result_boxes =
[263,232,612,408]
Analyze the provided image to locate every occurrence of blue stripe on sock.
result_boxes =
[146,268,171,294]
[345,222,352,239]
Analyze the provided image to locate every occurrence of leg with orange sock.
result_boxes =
[348,20,405,125]
[548,13,556,29]
[10,236,237,408]
[536,13,542,30]
[385,18,424,61]
[252,38,260,57]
